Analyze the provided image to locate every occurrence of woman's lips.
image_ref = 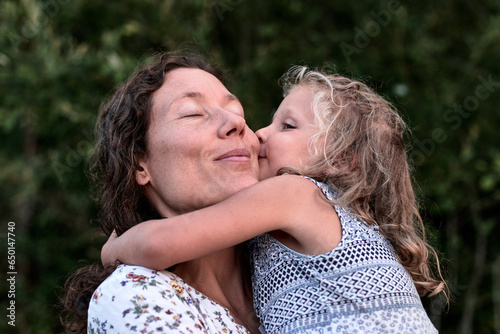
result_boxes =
[216,148,251,162]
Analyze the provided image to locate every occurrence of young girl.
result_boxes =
[102,66,447,333]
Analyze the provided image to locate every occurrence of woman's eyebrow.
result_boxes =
[177,91,203,101]
[175,92,240,104]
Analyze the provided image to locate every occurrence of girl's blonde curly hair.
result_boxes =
[280,66,447,300]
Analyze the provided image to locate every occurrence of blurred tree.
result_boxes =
[0,0,498,332]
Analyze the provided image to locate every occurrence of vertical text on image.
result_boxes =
[6,221,16,327]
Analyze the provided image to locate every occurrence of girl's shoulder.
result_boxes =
[292,176,385,244]
[245,174,327,210]
[258,174,337,215]
[298,175,339,198]
[258,174,323,190]
[261,175,343,255]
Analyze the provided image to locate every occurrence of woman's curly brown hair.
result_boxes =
[60,52,224,333]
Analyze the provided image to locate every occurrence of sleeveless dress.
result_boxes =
[249,177,437,334]
[88,264,251,333]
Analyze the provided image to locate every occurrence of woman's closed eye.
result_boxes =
[181,110,205,118]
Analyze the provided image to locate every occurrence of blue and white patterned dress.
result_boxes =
[249,177,437,334]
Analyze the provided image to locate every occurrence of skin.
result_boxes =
[136,67,260,215]
[103,83,342,266]
[135,67,261,332]
[100,78,439,331]
[256,85,319,180]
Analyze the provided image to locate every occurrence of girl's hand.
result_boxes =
[101,230,119,267]
[99,220,172,270]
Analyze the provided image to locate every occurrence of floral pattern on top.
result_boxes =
[88,264,251,334]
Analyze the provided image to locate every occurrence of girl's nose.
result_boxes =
[255,126,269,144]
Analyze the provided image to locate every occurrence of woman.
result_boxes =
[61,53,261,333]
[101,67,446,333]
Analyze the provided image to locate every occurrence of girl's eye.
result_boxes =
[282,123,296,130]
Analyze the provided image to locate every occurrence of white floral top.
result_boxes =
[88,264,251,333]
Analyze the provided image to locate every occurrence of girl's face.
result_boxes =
[256,85,319,180]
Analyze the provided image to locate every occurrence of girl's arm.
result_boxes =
[102,174,340,269]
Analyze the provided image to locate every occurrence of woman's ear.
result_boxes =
[135,160,150,186]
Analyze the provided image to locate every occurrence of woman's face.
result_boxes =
[136,68,260,217]
[256,85,318,180]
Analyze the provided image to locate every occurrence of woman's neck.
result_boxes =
[172,244,259,333]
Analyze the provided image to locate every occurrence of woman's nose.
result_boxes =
[219,110,247,138]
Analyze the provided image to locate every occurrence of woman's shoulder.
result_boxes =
[88,265,250,333]
[94,264,205,296]
[89,265,172,304]
[101,264,164,283]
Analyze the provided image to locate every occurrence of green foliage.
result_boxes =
[1,0,499,332]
